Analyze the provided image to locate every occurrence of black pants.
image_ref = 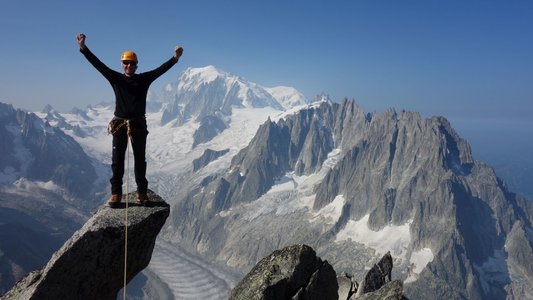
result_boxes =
[109,118,148,196]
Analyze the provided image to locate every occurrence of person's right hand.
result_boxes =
[77,33,86,50]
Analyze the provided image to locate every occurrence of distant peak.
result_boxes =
[178,66,231,92]
[42,104,54,114]
[315,93,332,103]
[182,65,226,81]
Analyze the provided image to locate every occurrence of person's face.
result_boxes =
[122,60,137,76]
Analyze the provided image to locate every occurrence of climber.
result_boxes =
[76,33,183,208]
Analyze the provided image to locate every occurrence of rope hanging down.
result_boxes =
[123,120,132,300]
[109,119,135,299]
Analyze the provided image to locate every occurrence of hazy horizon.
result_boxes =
[1,1,531,119]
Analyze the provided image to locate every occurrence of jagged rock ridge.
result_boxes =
[229,244,338,300]
[192,115,229,148]
[0,103,97,198]
[193,148,230,172]
[168,99,533,299]
[1,190,170,300]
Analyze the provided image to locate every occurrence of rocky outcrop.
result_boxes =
[355,251,393,296]
[192,148,230,172]
[339,252,406,300]
[192,115,228,148]
[354,280,406,300]
[505,220,533,298]
[229,244,338,300]
[230,245,407,300]
[1,190,170,300]
[338,273,360,299]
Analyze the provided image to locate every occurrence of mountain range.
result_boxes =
[0,102,106,293]
[1,65,532,299]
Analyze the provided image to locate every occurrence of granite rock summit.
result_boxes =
[1,190,170,300]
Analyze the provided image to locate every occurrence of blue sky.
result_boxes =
[1,1,532,170]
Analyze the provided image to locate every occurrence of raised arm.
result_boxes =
[76,33,118,80]
[141,44,184,82]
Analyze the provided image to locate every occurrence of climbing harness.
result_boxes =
[108,118,132,136]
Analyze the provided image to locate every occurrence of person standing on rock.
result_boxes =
[76,33,183,207]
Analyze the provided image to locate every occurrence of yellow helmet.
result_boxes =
[120,51,138,62]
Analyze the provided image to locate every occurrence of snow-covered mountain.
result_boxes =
[0,103,100,200]
[155,66,308,149]
[139,66,305,149]
[166,99,533,299]
[0,102,105,294]
[158,65,307,132]
[2,64,533,299]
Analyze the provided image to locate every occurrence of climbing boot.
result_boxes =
[108,194,122,208]
[137,193,148,205]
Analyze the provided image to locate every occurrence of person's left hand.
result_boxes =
[174,46,184,59]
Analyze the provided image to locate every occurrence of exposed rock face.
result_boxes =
[229,244,338,300]
[0,102,97,198]
[193,148,230,172]
[505,220,533,299]
[192,115,228,148]
[168,99,533,299]
[337,274,357,300]
[339,252,405,300]
[356,251,393,296]
[230,245,407,300]
[352,280,406,300]
[1,190,170,300]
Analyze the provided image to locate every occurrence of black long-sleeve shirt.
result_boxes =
[80,47,177,118]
